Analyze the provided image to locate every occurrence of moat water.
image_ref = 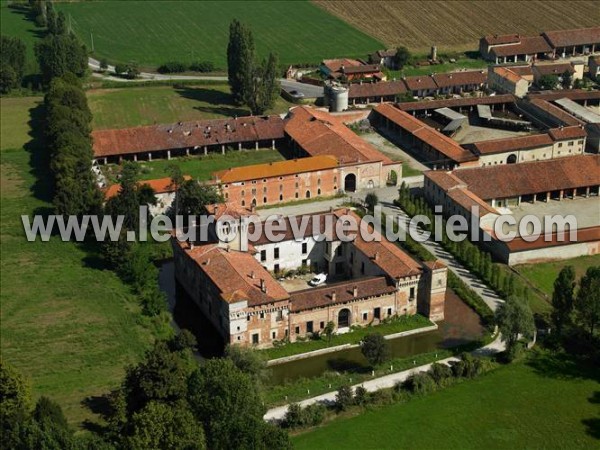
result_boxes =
[159,260,485,384]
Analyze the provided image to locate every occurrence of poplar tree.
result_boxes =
[551,266,575,335]
[227,19,255,105]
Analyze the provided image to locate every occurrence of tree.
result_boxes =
[323,321,335,343]
[126,62,140,80]
[176,180,222,218]
[32,396,69,433]
[561,70,572,89]
[35,33,87,85]
[335,385,354,411]
[224,345,268,387]
[551,265,576,335]
[360,333,390,367]
[227,19,255,104]
[243,52,280,115]
[394,46,411,69]
[0,35,26,92]
[127,401,205,450]
[537,74,559,90]
[1,363,31,449]
[574,266,600,337]
[365,192,379,212]
[187,359,279,449]
[99,58,109,71]
[495,295,535,356]
[114,63,127,76]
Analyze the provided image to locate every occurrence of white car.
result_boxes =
[309,273,327,286]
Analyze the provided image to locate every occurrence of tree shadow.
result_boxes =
[174,86,249,117]
[582,417,600,440]
[526,350,600,382]
[326,358,367,374]
[80,395,112,435]
[24,101,52,203]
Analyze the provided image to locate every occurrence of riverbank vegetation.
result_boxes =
[262,314,433,360]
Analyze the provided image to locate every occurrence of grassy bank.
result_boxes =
[88,84,294,130]
[292,350,600,449]
[262,314,433,360]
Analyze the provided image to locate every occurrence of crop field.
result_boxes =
[55,1,382,70]
[88,84,294,130]
[0,98,158,427]
[293,351,600,449]
[315,1,600,53]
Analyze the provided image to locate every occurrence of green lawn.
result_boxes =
[0,97,159,427]
[386,56,488,79]
[55,1,382,69]
[88,84,294,130]
[0,2,42,76]
[262,314,433,360]
[293,351,600,449]
[515,255,600,297]
[102,148,285,183]
[0,97,43,150]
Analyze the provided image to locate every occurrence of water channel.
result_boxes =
[159,260,486,384]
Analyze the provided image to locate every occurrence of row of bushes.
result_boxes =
[282,353,492,429]
[157,60,217,74]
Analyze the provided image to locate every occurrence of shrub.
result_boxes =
[402,373,437,395]
[157,61,188,74]
[367,388,395,405]
[283,403,303,428]
[99,58,109,71]
[428,362,453,385]
[190,60,216,72]
[114,64,127,75]
[335,385,354,411]
[354,386,368,406]
[283,403,326,428]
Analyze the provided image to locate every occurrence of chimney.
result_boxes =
[189,242,194,250]
[250,271,255,279]
[331,291,337,301]
[205,258,210,265]
[374,251,380,261]
[353,286,358,297]
[260,278,267,293]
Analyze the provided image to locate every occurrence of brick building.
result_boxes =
[172,208,447,348]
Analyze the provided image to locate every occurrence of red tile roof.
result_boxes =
[542,27,600,48]
[470,134,554,155]
[548,126,587,140]
[432,70,487,88]
[482,34,521,46]
[104,175,191,199]
[348,80,407,99]
[447,188,498,217]
[397,94,515,112]
[533,62,575,76]
[505,226,600,251]
[404,75,438,91]
[424,170,466,191]
[493,66,524,84]
[178,242,290,306]
[343,64,381,75]
[451,154,600,199]
[374,104,478,163]
[528,99,583,126]
[285,106,392,165]
[528,90,600,102]
[92,116,285,158]
[322,58,362,73]
[290,276,396,312]
[213,155,338,183]
[490,36,552,57]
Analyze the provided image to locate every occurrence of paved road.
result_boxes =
[263,335,505,421]
[89,58,324,98]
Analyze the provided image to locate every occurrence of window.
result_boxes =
[252,188,257,195]
[252,180,257,184]
[578,140,584,145]
[302,242,308,254]
[295,326,300,334]
[295,192,299,199]
[568,141,574,146]
[410,287,415,299]
[247,315,251,321]
[350,252,354,264]
[274,263,280,273]
[263,178,267,182]
[334,176,337,183]
[361,262,365,274]
[279,194,283,201]
[279,184,283,192]
[307,321,314,333]
[271,331,276,339]
[241,190,245,196]
[236,326,240,331]
[320,321,325,329]
[263,186,267,193]
[260,250,267,262]
[252,333,259,344]
[318,188,321,195]
[241,200,245,206]
[263,196,267,203]
[387,308,392,316]
[260,312,265,319]
[224,192,229,199]
[295,182,299,188]
[317,178,321,186]
[362,312,368,321]
[285,329,289,337]
[374,307,381,320]
[336,246,343,257]
[274,247,280,259]
[302,258,308,267]
[558,142,563,148]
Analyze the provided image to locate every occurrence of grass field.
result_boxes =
[88,84,294,130]
[103,149,285,183]
[54,1,382,69]
[515,255,600,297]
[0,97,43,150]
[316,1,600,53]
[0,98,159,427]
[293,351,600,449]
[386,56,488,79]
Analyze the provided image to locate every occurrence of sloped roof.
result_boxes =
[452,154,600,199]
[397,94,515,112]
[469,134,554,155]
[542,27,600,48]
[432,70,487,88]
[404,75,438,91]
[92,116,285,158]
[178,242,289,306]
[285,106,392,165]
[490,36,552,57]
[482,34,521,46]
[374,104,477,163]
[533,62,575,76]
[104,175,192,199]
[213,155,338,183]
[348,80,407,99]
